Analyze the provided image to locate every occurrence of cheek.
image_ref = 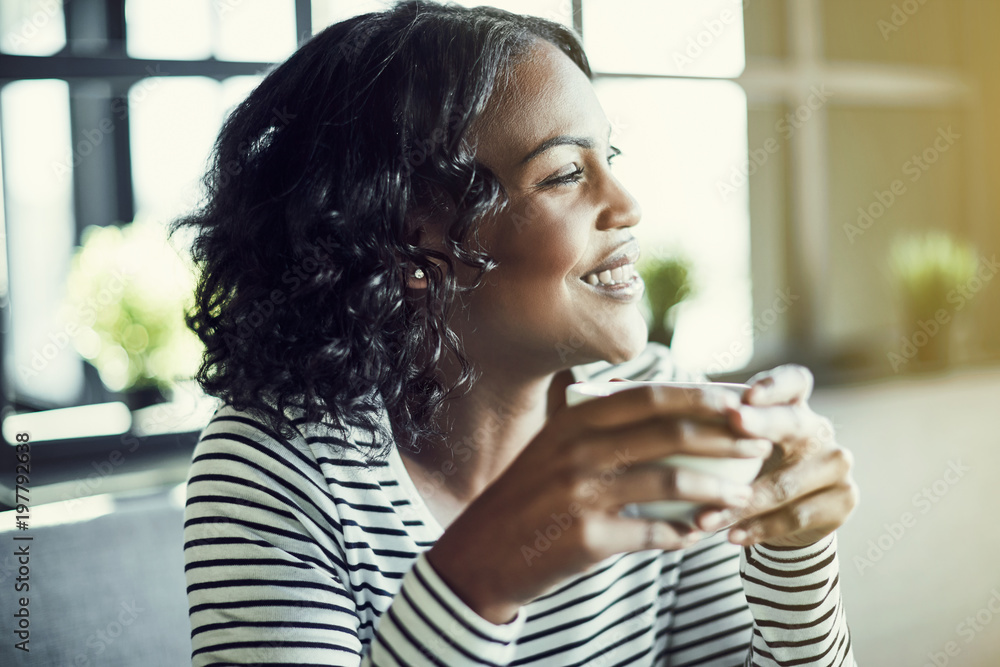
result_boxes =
[491,198,587,281]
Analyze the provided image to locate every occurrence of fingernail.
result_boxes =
[728,528,749,544]
[706,389,739,412]
[681,531,704,546]
[749,384,770,404]
[700,510,729,532]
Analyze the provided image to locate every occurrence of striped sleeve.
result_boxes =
[367,551,527,665]
[657,531,755,666]
[741,533,857,666]
[184,421,527,666]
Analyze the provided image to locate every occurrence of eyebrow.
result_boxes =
[518,124,614,166]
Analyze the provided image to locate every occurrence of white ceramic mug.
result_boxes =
[565,380,763,525]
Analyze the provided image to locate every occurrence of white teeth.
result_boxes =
[584,263,637,287]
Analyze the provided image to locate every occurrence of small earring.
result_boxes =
[412,268,425,280]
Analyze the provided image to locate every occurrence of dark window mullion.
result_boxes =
[296,0,313,44]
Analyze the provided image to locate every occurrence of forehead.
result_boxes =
[471,40,605,169]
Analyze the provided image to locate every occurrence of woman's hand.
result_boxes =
[694,364,860,549]
[425,384,772,624]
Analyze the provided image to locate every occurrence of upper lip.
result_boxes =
[582,239,641,278]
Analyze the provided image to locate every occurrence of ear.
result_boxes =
[403,202,452,290]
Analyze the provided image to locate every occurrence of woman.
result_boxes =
[178,2,859,665]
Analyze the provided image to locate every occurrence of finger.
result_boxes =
[602,463,755,509]
[726,481,858,547]
[744,364,814,406]
[728,403,832,448]
[738,446,854,519]
[595,514,704,555]
[565,383,742,432]
[574,418,773,469]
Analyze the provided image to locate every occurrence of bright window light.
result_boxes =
[593,78,752,372]
[1,79,81,404]
[312,0,571,34]
[128,77,225,228]
[583,0,746,77]
[449,0,572,25]
[0,494,116,529]
[312,0,394,33]
[0,0,66,56]
[2,402,132,443]
[125,0,212,60]
[215,0,296,62]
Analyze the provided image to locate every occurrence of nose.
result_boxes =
[597,172,642,231]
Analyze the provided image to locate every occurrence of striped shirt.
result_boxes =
[183,342,856,666]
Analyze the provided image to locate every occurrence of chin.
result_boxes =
[598,317,650,366]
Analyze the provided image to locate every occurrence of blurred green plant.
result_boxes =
[638,252,696,346]
[889,231,978,320]
[63,219,203,398]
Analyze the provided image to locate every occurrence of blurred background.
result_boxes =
[0,0,997,664]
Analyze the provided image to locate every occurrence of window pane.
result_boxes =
[593,79,752,372]
[0,0,66,55]
[125,0,212,60]
[583,0,745,77]
[221,75,263,117]
[312,0,571,34]
[1,79,81,404]
[449,0,572,26]
[215,0,296,62]
[312,0,392,33]
[129,77,224,227]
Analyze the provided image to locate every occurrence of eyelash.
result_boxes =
[543,145,622,187]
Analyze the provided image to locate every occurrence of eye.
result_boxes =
[607,145,622,165]
[542,164,585,187]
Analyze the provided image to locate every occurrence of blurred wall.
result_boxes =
[743,0,999,378]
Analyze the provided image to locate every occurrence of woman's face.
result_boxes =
[446,39,648,375]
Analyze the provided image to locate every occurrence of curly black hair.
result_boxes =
[172,0,591,462]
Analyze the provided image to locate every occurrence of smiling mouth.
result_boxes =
[582,263,640,287]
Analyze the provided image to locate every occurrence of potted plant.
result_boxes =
[63,218,204,409]
[888,230,977,368]
[638,251,696,347]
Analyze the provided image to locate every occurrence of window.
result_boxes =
[0,2,783,499]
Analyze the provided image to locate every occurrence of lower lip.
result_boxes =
[580,274,645,302]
